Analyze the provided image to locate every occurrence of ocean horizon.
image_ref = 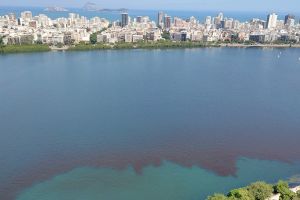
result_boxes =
[1,6,299,22]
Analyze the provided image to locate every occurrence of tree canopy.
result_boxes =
[206,180,299,200]
[0,36,4,46]
[227,188,253,200]
[90,33,97,44]
[274,181,296,200]
[161,31,171,40]
[247,181,273,200]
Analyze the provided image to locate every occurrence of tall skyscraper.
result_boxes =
[69,13,77,20]
[20,11,32,21]
[205,16,212,25]
[157,11,164,28]
[164,15,171,29]
[8,13,16,21]
[284,14,295,24]
[136,16,142,23]
[218,12,224,21]
[284,14,295,26]
[121,13,129,27]
[266,13,278,29]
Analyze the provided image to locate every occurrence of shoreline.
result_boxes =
[1,42,300,54]
[220,43,300,48]
[207,181,300,200]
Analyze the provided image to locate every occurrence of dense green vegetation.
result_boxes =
[227,187,254,200]
[0,40,219,54]
[216,39,299,46]
[0,44,50,54]
[161,31,171,40]
[0,36,4,46]
[68,40,220,52]
[0,38,298,54]
[135,40,220,49]
[89,33,98,44]
[247,181,274,200]
[113,40,215,49]
[68,42,111,51]
[89,28,108,44]
[273,181,299,200]
[207,181,299,200]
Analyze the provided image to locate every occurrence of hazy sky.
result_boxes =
[0,0,299,12]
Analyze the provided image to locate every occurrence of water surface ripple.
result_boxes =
[1,48,300,199]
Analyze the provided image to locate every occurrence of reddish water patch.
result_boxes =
[2,130,300,200]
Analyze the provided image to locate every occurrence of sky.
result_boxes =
[0,0,299,12]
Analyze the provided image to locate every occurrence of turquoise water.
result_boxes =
[1,48,300,199]
[17,159,300,200]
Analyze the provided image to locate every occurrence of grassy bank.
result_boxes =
[207,180,300,200]
[0,44,50,54]
[67,41,221,51]
[67,43,111,51]
[2,40,297,54]
[137,41,220,49]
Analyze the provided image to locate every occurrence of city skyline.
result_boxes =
[0,0,300,12]
[1,9,299,46]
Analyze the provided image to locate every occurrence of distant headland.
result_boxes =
[44,6,69,12]
[82,2,128,12]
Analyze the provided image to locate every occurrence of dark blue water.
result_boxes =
[1,48,300,199]
[0,6,297,22]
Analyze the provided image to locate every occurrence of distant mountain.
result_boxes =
[82,2,128,12]
[82,2,101,11]
[44,6,68,12]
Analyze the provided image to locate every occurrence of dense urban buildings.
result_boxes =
[1,10,300,45]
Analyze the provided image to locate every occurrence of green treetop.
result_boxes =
[0,36,4,46]
[274,181,296,200]
[247,181,273,200]
[227,188,254,200]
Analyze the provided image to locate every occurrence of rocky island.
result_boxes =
[82,2,127,12]
[44,6,68,12]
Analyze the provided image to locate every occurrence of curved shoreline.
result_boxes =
[220,43,300,48]
[1,42,300,54]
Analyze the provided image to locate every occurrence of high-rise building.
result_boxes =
[121,13,129,27]
[164,15,171,29]
[284,14,295,27]
[232,20,240,29]
[214,13,223,28]
[158,11,164,28]
[189,16,197,25]
[284,14,295,24]
[8,13,16,21]
[69,13,77,20]
[218,12,224,20]
[136,16,142,23]
[21,11,32,21]
[267,13,278,29]
[224,18,233,29]
[205,16,212,25]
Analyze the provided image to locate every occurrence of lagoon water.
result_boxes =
[1,48,300,199]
